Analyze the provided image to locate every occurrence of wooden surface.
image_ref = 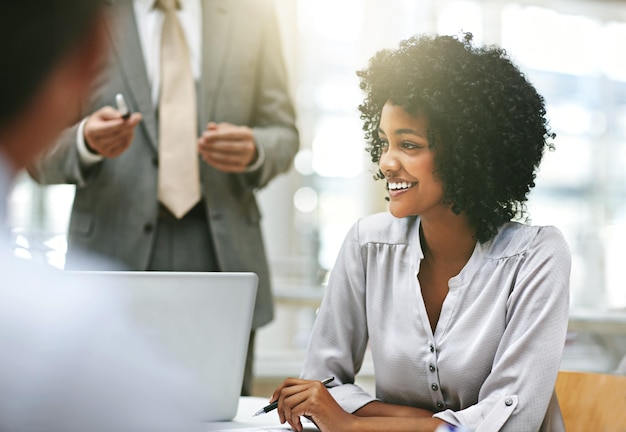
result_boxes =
[556,370,626,432]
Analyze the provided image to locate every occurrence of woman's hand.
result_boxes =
[269,378,448,432]
[270,377,354,432]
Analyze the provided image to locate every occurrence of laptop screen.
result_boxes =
[65,271,258,422]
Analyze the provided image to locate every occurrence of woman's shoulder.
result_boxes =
[350,212,419,245]
[485,222,569,259]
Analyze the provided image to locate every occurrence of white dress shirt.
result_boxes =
[301,212,571,432]
[134,0,202,104]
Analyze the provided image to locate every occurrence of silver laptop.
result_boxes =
[65,271,257,422]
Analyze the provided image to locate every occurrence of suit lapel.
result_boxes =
[108,0,158,150]
[199,0,233,123]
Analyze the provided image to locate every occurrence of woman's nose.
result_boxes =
[379,147,399,174]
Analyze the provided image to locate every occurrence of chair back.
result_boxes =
[555,370,626,431]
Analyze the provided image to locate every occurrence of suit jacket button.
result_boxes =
[143,223,153,233]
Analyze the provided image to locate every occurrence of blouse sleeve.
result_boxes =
[300,219,376,414]
[434,226,571,431]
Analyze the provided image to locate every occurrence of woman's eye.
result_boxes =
[401,141,420,149]
[380,139,389,149]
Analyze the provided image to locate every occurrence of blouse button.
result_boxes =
[429,364,436,372]
[429,344,435,353]
[505,398,513,406]
[436,401,444,408]
[431,383,439,391]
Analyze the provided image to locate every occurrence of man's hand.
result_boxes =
[83,106,142,158]
[197,122,258,173]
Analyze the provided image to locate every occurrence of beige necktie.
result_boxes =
[155,0,201,218]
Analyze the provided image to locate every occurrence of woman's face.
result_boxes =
[378,102,444,219]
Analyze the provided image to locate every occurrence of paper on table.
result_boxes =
[206,429,288,432]
[206,428,317,432]
[205,397,319,432]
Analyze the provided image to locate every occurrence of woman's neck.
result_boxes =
[419,211,476,265]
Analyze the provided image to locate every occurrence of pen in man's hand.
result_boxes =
[253,376,335,417]
[115,93,131,120]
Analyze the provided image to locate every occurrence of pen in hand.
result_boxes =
[253,376,335,417]
[115,93,131,120]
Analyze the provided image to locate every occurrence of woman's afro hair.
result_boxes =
[357,33,555,242]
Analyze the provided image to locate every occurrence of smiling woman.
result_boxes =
[359,33,554,243]
[269,33,571,432]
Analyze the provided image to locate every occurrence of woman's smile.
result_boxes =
[386,180,418,198]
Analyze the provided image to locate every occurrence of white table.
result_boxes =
[203,397,318,431]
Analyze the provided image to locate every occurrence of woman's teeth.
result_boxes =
[388,182,415,190]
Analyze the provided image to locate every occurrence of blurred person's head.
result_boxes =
[0,0,107,172]
[358,33,554,243]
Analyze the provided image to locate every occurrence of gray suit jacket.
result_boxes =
[30,0,299,329]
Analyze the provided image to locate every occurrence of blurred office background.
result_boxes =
[7,0,626,393]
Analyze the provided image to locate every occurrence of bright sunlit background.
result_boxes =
[8,0,626,385]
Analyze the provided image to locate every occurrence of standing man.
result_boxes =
[1,1,203,430]
[30,0,299,395]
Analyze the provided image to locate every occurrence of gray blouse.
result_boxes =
[301,212,570,432]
